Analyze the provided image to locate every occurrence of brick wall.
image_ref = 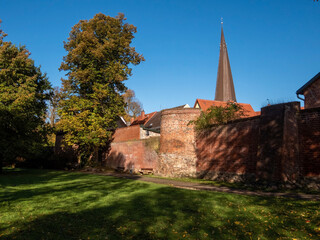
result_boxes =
[105,137,159,172]
[256,102,300,182]
[193,102,319,183]
[304,78,320,109]
[196,117,260,181]
[112,125,140,142]
[157,108,201,177]
[299,107,320,177]
[157,101,320,184]
[112,125,160,142]
[281,103,300,181]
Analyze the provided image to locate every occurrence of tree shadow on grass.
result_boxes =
[0,168,82,187]
[1,170,319,240]
[0,170,142,203]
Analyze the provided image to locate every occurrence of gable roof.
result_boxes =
[144,112,161,130]
[296,72,320,95]
[116,116,127,128]
[194,99,259,117]
[130,112,157,126]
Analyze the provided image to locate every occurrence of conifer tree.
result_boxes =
[58,13,144,164]
[0,22,51,172]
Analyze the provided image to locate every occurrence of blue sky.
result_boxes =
[1,0,319,112]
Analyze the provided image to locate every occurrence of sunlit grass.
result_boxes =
[0,169,319,239]
[146,174,320,194]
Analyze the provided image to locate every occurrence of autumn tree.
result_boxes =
[0,22,51,172]
[58,13,144,165]
[122,89,143,122]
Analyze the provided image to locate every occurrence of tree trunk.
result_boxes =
[0,153,3,174]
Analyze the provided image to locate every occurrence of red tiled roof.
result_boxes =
[194,99,260,118]
[130,112,157,126]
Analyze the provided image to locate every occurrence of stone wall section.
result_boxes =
[105,137,159,172]
[299,107,320,177]
[196,117,260,181]
[281,103,300,182]
[157,108,201,177]
[193,102,319,184]
[156,102,320,183]
[256,102,301,182]
[112,125,140,142]
[55,102,320,185]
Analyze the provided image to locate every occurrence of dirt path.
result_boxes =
[81,171,320,201]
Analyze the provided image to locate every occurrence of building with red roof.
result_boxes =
[194,99,259,118]
[130,111,157,126]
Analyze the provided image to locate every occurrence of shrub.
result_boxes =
[190,102,244,131]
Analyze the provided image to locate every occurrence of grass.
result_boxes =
[147,174,249,188]
[146,174,320,194]
[0,169,319,240]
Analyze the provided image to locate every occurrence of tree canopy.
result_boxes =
[57,13,144,164]
[0,22,51,171]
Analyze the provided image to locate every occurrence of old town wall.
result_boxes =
[105,137,159,172]
[299,107,320,178]
[157,108,201,177]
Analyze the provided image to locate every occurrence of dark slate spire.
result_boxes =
[215,20,237,102]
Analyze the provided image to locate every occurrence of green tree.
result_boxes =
[58,13,144,165]
[122,89,143,123]
[0,22,51,172]
[190,102,245,131]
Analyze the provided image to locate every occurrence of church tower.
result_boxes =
[215,20,237,102]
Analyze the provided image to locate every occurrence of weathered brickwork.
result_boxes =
[157,108,201,177]
[281,103,300,181]
[299,107,320,177]
[157,101,319,185]
[105,137,159,172]
[194,102,319,184]
[257,102,300,182]
[112,124,160,143]
[55,101,320,186]
[304,79,320,109]
[196,117,260,181]
[112,125,140,142]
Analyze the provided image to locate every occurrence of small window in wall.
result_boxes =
[146,130,149,136]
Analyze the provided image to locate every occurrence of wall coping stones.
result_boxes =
[161,108,201,116]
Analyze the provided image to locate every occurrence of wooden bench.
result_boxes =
[116,166,125,172]
[139,168,153,175]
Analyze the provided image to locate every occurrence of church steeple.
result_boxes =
[215,20,237,102]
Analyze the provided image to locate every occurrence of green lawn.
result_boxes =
[147,175,320,194]
[0,169,319,240]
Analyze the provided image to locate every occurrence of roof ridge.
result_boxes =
[143,111,157,125]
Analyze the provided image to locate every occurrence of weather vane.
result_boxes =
[221,17,223,24]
